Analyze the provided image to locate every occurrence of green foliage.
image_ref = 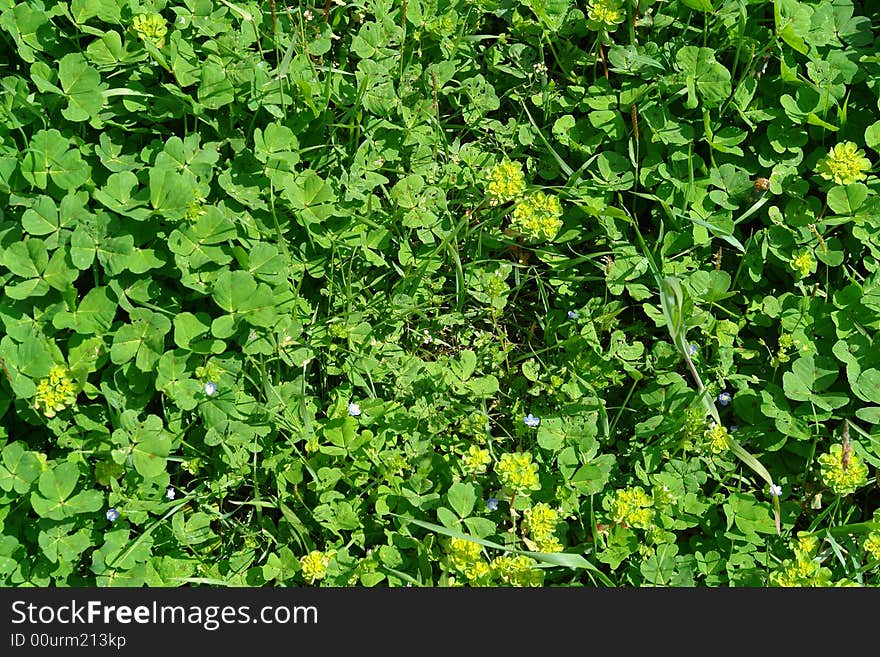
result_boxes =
[0,0,879,588]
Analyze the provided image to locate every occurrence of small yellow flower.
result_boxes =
[462,559,492,585]
[607,486,654,530]
[491,554,543,586]
[485,159,526,206]
[796,535,819,556]
[534,535,563,553]
[446,538,492,585]
[816,141,871,185]
[497,452,541,494]
[523,502,559,542]
[702,422,730,455]
[34,365,77,418]
[133,13,168,49]
[790,250,815,277]
[510,191,563,241]
[300,550,332,584]
[863,532,880,560]
[770,536,833,586]
[818,443,868,496]
[586,0,625,29]
[461,445,491,476]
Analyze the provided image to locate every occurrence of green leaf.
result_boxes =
[172,512,215,544]
[198,61,235,109]
[826,183,868,215]
[30,463,100,520]
[537,417,565,451]
[680,0,715,11]
[0,442,42,494]
[38,521,92,564]
[775,0,812,55]
[2,238,46,279]
[149,166,193,219]
[528,0,572,30]
[131,415,172,479]
[283,169,336,225]
[210,270,276,338]
[465,375,499,398]
[676,46,731,109]
[20,129,91,191]
[70,0,121,23]
[570,455,614,495]
[21,196,60,236]
[58,53,105,122]
[70,225,97,269]
[53,286,117,334]
[866,121,880,151]
[173,312,212,350]
[446,482,476,519]
[110,309,171,371]
[782,356,839,402]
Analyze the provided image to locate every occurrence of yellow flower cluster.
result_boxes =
[447,537,482,570]
[491,554,543,586]
[497,452,541,494]
[461,445,491,476]
[34,365,77,418]
[446,540,546,586]
[790,250,815,277]
[863,532,880,560]
[510,192,563,241]
[485,160,526,206]
[817,444,868,496]
[770,535,833,587]
[607,486,654,530]
[586,0,624,29]
[523,502,563,553]
[816,141,871,186]
[133,13,168,49]
[446,538,492,585]
[300,550,332,584]
[776,333,795,364]
[701,423,730,455]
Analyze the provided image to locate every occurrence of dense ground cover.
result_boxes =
[0,0,879,587]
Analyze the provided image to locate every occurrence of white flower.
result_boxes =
[348,402,361,417]
[769,484,782,497]
[205,381,217,396]
[166,487,175,500]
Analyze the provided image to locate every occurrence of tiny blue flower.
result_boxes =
[769,484,782,497]
[717,392,732,406]
[487,497,499,511]
[348,402,361,417]
[166,487,175,501]
[524,413,540,428]
[106,508,119,522]
[687,343,698,356]
[730,425,740,434]
[567,310,579,320]
[204,381,217,396]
